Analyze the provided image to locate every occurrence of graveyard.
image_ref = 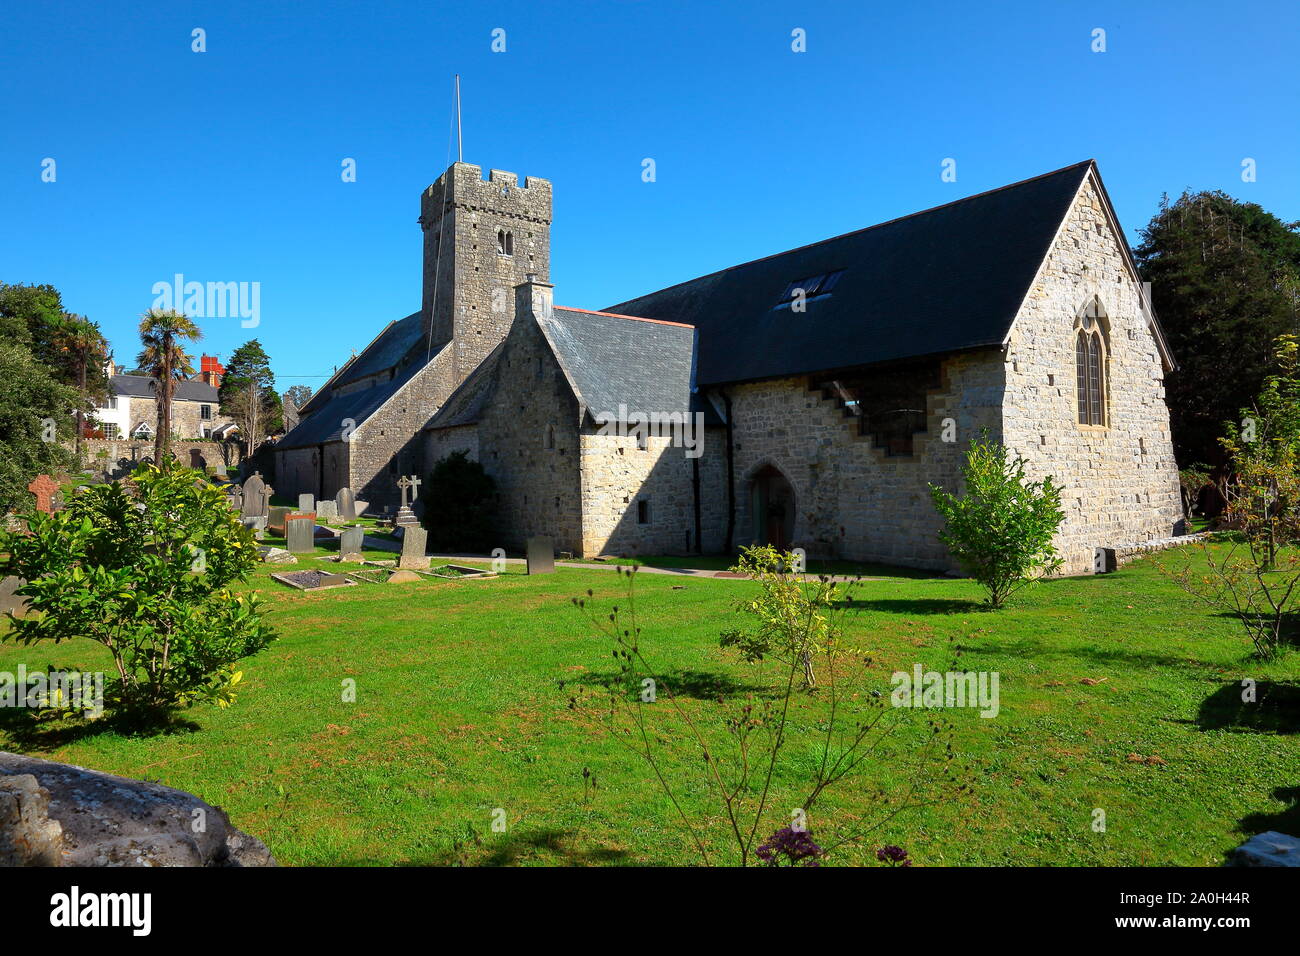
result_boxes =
[1,468,1297,866]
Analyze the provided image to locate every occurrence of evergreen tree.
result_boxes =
[219,340,281,453]
[1135,190,1300,471]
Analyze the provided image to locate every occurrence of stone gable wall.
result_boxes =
[1001,174,1182,574]
[470,314,583,553]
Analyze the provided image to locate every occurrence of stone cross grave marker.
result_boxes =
[285,513,316,554]
[26,475,60,514]
[399,525,429,569]
[336,487,356,520]
[526,536,555,575]
[394,475,421,528]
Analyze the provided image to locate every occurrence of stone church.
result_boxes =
[276,158,1182,574]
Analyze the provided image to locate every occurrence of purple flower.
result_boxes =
[757,827,825,867]
[876,845,912,866]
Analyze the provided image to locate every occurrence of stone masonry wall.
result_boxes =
[114,396,234,441]
[85,438,242,476]
[1002,173,1182,574]
[348,345,458,511]
[722,353,1004,570]
[421,164,552,385]
[578,426,728,557]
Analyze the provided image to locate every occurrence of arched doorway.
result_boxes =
[749,464,795,550]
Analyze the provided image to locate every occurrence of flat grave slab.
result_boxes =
[270,569,357,591]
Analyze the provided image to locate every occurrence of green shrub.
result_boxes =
[929,434,1065,608]
[424,451,497,551]
[1,462,277,724]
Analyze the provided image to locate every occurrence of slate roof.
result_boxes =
[425,307,720,432]
[276,365,420,449]
[422,341,505,430]
[605,160,1097,386]
[333,311,427,388]
[111,374,218,403]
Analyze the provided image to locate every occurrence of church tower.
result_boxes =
[420,162,552,384]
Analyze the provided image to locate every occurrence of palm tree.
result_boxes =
[48,314,109,460]
[137,309,202,463]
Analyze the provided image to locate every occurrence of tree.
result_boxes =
[929,434,1065,608]
[0,282,63,351]
[0,342,78,514]
[137,309,201,462]
[219,340,281,453]
[284,385,313,409]
[424,451,497,550]
[1135,190,1300,472]
[45,314,109,459]
[1,463,278,723]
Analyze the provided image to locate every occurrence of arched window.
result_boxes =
[497,229,506,254]
[504,231,514,256]
[1074,297,1108,426]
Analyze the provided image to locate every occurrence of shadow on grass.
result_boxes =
[1236,785,1300,838]
[835,597,987,616]
[0,706,201,750]
[1197,681,1300,734]
[570,666,772,701]
[956,635,1211,672]
[405,828,631,867]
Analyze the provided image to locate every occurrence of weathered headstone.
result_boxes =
[317,499,338,521]
[526,536,555,575]
[387,569,421,584]
[354,499,370,517]
[0,576,30,619]
[399,525,429,569]
[226,486,244,513]
[339,526,364,557]
[336,487,356,520]
[268,506,292,536]
[298,493,315,512]
[241,472,270,519]
[26,475,60,514]
[212,462,228,478]
[285,513,316,554]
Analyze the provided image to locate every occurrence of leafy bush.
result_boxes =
[424,451,497,551]
[929,434,1065,608]
[720,544,834,689]
[1,463,277,723]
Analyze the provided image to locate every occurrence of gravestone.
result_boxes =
[354,499,370,517]
[387,569,421,584]
[241,473,270,519]
[298,493,315,512]
[336,487,356,520]
[26,475,60,514]
[212,462,228,479]
[268,506,292,536]
[339,526,364,558]
[526,536,555,575]
[0,576,30,619]
[285,513,316,553]
[317,499,338,521]
[226,486,244,513]
[393,476,421,528]
[399,525,429,569]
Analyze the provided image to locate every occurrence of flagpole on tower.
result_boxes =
[454,74,463,163]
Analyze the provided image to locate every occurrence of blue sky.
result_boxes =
[2,0,1296,389]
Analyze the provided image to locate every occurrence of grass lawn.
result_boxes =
[1,543,1296,866]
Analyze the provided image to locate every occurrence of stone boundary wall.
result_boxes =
[81,438,243,477]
